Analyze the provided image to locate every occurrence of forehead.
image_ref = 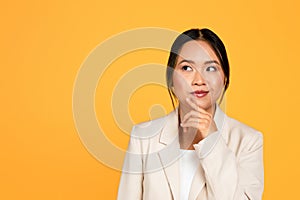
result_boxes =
[178,40,219,63]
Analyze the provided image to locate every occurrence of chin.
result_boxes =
[196,102,212,110]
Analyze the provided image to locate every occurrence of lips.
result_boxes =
[191,90,209,98]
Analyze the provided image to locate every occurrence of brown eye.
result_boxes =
[182,65,192,71]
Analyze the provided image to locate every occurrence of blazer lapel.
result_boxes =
[157,106,224,200]
[188,164,206,200]
[158,109,180,200]
[189,105,227,199]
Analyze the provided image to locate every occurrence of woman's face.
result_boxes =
[172,40,225,111]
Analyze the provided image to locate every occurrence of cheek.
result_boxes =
[206,73,225,93]
[172,72,193,94]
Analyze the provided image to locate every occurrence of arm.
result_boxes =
[194,132,264,200]
[117,126,144,200]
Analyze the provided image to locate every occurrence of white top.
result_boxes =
[179,149,200,200]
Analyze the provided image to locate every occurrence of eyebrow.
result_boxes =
[178,59,220,65]
[178,59,195,65]
[204,60,220,65]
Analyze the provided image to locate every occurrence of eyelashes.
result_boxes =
[181,65,192,71]
[180,65,218,72]
[206,66,217,72]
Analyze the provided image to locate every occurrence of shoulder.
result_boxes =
[223,116,263,152]
[130,110,175,139]
[226,116,262,135]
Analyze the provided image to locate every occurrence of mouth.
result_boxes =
[190,90,209,98]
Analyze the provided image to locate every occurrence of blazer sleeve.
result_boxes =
[117,126,144,200]
[194,131,264,200]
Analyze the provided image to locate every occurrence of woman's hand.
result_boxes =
[180,97,218,140]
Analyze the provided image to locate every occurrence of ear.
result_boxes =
[224,77,227,85]
[171,86,175,93]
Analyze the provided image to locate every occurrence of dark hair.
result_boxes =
[166,28,230,109]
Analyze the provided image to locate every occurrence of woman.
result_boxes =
[118,28,264,200]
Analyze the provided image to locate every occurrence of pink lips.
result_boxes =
[191,90,209,98]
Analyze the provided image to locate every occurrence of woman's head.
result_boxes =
[166,28,230,110]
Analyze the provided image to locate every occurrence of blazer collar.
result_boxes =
[214,103,226,132]
[159,108,179,145]
[157,108,180,199]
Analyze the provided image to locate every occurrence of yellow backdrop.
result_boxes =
[1,0,299,199]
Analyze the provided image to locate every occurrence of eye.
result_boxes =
[206,66,217,72]
[181,65,193,71]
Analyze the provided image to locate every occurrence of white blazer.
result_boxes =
[118,105,264,200]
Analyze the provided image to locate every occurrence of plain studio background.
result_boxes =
[1,0,299,199]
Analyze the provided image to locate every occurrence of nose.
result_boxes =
[192,70,206,86]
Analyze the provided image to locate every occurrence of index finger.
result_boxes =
[186,97,212,117]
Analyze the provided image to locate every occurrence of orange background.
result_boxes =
[1,0,300,199]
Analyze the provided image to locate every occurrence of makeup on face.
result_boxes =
[172,40,225,111]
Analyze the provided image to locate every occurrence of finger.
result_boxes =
[182,110,211,124]
[188,97,212,117]
[181,118,210,129]
[181,121,210,131]
[188,96,211,110]
[186,98,212,117]
[186,97,201,112]
[182,118,210,126]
